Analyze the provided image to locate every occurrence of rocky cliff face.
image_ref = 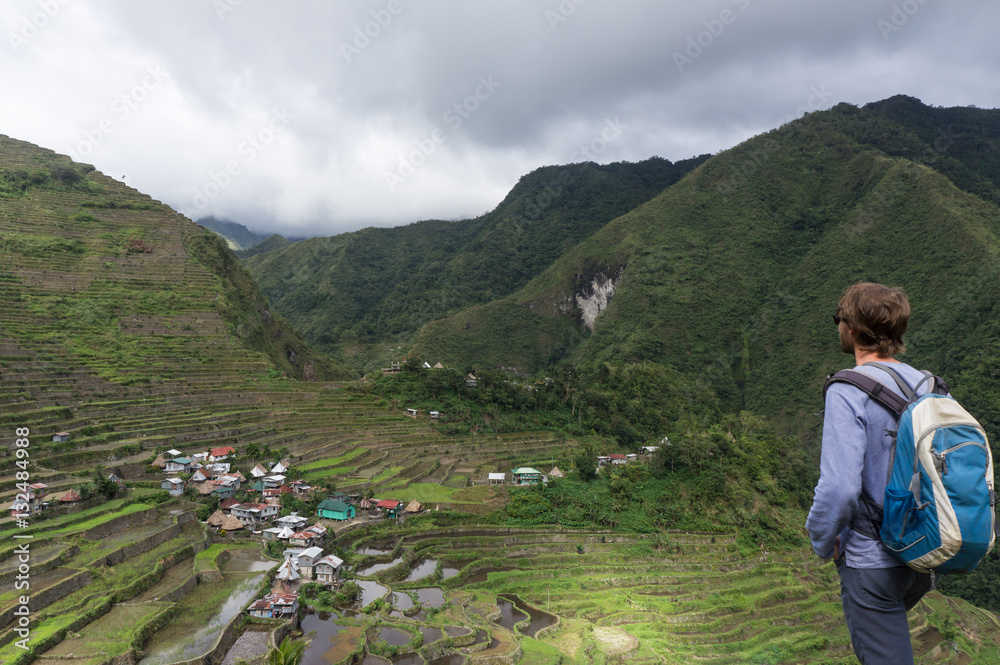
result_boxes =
[575,268,622,331]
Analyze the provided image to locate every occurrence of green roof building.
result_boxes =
[511,467,543,485]
[317,500,355,521]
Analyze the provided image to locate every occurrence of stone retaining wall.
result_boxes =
[0,570,92,630]
[104,523,180,567]
[469,645,522,665]
[84,506,161,540]
[161,572,198,603]
[165,570,272,665]
[0,544,78,586]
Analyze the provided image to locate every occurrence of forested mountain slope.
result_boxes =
[411,101,1000,440]
[241,156,708,370]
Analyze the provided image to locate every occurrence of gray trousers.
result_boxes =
[835,561,933,665]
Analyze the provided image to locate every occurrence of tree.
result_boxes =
[245,442,261,465]
[267,637,305,665]
[573,450,597,481]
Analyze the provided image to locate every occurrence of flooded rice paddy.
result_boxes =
[138,572,264,665]
[497,594,557,637]
[301,612,366,665]
[426,656,466,665]
[357,579,389,607]
[357,557,404,577]
[377,627,411,647]
[224,548,280,572]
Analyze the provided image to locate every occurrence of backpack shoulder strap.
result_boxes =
[864,361,950,398]
[824,369,907,416]
[863,361,916,400]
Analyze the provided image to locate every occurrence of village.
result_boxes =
[8,430,661,624]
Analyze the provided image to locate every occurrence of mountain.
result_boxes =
[0,134,344,385]
[241,156,709,371]
[409,100,1000,437]
[235,232,292,259]
[197,215,269,251]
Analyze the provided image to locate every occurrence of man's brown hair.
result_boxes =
[837,282,910,357]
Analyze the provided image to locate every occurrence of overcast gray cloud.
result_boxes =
[0,0,995,237]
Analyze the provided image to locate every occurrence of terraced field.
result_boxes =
[0,502,206,665]
[335,521,1000,664]
[5,135,1000,665]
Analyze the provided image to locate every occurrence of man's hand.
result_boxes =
[833,534,842,560]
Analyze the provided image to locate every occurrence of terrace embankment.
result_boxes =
[334,519,1000,664]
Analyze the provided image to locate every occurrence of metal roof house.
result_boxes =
[317,500,355,521]
[510,467,543,485]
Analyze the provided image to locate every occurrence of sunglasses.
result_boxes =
[833,313,845,326]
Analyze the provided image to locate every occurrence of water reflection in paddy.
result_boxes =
[358,543,395,556]
[415,588,445,608]
[497,594,557,637]
[377,627,411,647]
[300,612,366,665]
[404,559,437,582]
[224,549,279,573]
[357,557,404,577]
[496,598,527,631]
[139,573,264,665]
[391,654,423,665]
[392,591,414,613]
[357,579,389,607]
[419,626,442,645]
[426,656,465,665]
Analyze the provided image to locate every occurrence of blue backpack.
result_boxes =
[825,362,997,574]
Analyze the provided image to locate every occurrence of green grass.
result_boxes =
[193,543,258,573]
[518,636,564,665]
[441,474,468,489]
[299,447,367,471]
[383,483,456,504]
[302,463,364,482]
[0,492,158,541]
[44,602,164,659]
[370,466,402,484]
[47,502,155,536]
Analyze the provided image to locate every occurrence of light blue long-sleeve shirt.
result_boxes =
[806,361,933,568]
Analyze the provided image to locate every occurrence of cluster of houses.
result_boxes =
[597,446,659,468]
[233,494,421,620]
[154,447,300,501]
[8,432,131,516]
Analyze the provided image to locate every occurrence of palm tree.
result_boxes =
[267,637,305,665]
[245,442,261,465]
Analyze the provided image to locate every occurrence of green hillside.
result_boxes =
[4,109,1000,663]
[196,215,268,251]
[410,101,1000,437]
[241,156,708,372]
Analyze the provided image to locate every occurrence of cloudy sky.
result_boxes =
[1,1,996,237]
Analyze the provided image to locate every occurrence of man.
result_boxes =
[806,282,933,665]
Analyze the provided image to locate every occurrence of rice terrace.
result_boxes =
[5,94,1000,665]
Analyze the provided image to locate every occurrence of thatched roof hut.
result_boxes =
[221,514,244,531]
[405,500,422,513]
[549,466,564,478]
[57,488,82,503]
[206,510,226,527]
